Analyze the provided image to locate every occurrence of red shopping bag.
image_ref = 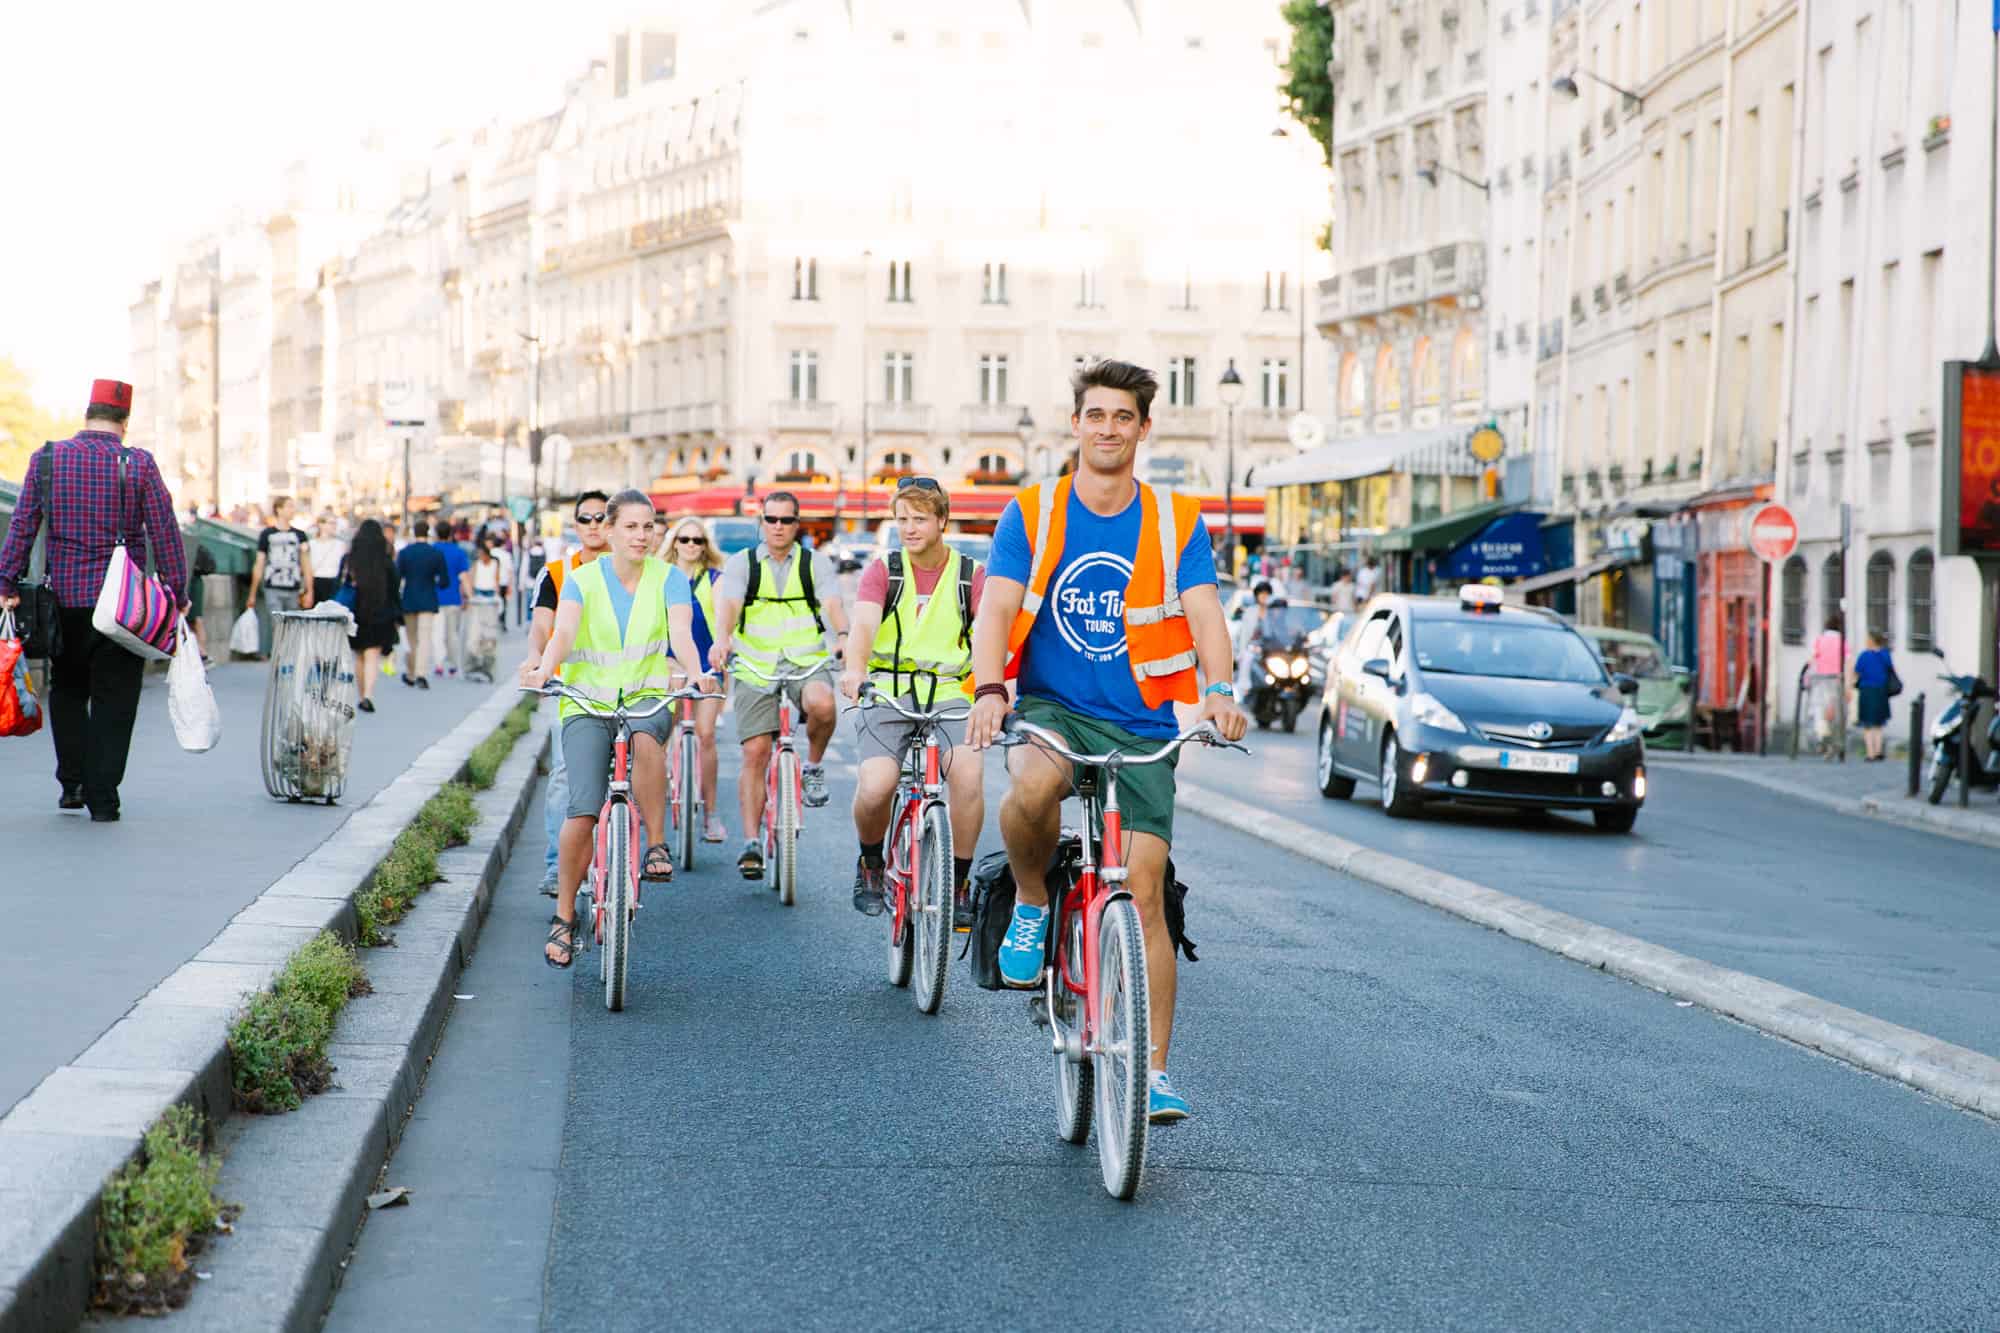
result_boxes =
[0,614,43,738]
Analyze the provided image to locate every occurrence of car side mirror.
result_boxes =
[1362,658,1392,681]
[1612,672,1640,697]
[1933,646,1948,660]
[1671,665,1693,691]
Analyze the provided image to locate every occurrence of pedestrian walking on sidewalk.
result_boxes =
[0,378,189,821]
[249,495,314,658]
[338,519,399,714]
[308,511,346,609]
[1854,631,1900,762]
[1810,614,1845,758]
[430,518,470,679]
[395,526,449,688]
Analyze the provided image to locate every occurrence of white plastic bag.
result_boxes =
[168,615,222,752]
[229,606,260,656]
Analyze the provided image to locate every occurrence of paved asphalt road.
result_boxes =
[328,731,2000,1330]
[0,652,510,1116]
[1181,706,2000,1062]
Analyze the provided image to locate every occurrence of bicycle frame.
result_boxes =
[736,665,821,860]
[591,712,641,945]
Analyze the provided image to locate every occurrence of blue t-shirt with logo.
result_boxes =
[989,486,1215,738]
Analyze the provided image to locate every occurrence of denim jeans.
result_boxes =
[543,733,568,877]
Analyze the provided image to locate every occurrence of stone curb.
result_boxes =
[0,688,549,1333]
[1646,751,2000,851]
[1177,779,2000,1124]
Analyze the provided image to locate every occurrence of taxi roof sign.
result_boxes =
[1459,583,1504,613]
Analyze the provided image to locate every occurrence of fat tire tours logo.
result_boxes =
[1049,552,1132,663]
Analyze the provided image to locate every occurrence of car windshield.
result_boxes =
[1594,636,1669,678]
[1413,618,1609,684]
[951,535,992,563]
[709,519,760,556]
[1256,605,1326,642]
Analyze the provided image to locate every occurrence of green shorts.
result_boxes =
[1015,695,1179,844]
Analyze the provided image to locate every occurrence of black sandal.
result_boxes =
[544,912,579,969]
[641,845,675,882]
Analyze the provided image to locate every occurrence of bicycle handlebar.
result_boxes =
[846,680,971,724]
[996,716,1249,766]
[523,679,679,722]
[729,660,829,687]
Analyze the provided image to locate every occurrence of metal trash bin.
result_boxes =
[463,596,502,683]
[261,607,358,803]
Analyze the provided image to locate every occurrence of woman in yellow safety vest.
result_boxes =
[521,490,708,969]
[665,514,729,843]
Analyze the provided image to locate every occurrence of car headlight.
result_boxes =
[1409,692,1468,733]
[1264,654,1291,679]
[1606,707,1643,743]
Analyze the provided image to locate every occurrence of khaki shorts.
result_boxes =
[1013,694,1180,843]
[854,697,969,767]
[733,662,836,742]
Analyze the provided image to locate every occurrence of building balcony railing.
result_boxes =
[962,403,1026,435]
[1316,275,1343,326]
[770,400,839,433]
[633,402,723,437]
[1150,405,1217,439]
[1334,245,1483,323]
[868,402,932,434]
[551,414,631,441]
[1387,256,1419,304]
[1347,265,1379,313]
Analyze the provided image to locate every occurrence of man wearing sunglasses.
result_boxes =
[709,491,848,878]
[839,476,987,918]
[522,490,614,896]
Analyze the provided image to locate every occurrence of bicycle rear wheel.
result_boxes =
[1093,896,1150,1200]
[1051,900,1091,1145]
[911,804,953,1015]
[887,811,914,988]
[603,800,634,1012]
[674,726,698,871]
[773,750,800,907]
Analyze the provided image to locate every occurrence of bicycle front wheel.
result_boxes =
[603,800,634,1012]
[674,727,698,871]
[773,750,800,907]
[912,804,953,1015]
[886,815,914,989]
[1093,896,1150,1200]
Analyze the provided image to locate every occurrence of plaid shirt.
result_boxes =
[0,431,188,607]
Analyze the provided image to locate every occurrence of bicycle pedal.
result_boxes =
[1027,993,1050,1030]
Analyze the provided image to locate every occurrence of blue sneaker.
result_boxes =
[1147,1071,1191,1123]
[996,903,1050,988]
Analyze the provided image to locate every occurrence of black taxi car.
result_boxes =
[1314,585,1648,831]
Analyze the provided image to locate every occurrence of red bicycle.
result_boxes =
[735,663,823,905]
[665,677,716,873]
[998,716,1242,1199]
[850,683,968,1014]
[529,680,674,1012]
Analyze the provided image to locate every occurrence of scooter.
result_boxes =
[1923,649,2000,804]
[1248,631,1314,733]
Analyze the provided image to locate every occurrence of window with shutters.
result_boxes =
[1907,548,1935,652]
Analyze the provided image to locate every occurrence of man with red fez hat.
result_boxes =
[0,378,188,822]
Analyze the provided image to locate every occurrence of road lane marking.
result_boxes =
[1177,778,2000,1124]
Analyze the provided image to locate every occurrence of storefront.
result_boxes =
[1650,514,1698,674]
[1375,498,1526,595]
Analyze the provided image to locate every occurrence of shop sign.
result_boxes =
[1598,517,1649,561]
[1439,512,1548,581]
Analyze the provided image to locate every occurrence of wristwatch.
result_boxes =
[1203,682,1236,699]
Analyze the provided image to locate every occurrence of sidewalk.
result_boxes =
[0,654,516,1120]
[1648,745,2000,849]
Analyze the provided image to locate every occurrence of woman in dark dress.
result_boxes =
[1853,630,1897,761]
[339,519,401,714]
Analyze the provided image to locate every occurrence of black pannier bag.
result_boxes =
[965,835,1197,992]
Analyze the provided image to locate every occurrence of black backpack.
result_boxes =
[965,837,1197,992]
[738,547,824,634]
[877,549,978,706]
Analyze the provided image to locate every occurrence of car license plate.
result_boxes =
[1497,749,1579,775]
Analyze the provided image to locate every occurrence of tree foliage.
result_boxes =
[1278,0,1336,169]
[0,358,82,483]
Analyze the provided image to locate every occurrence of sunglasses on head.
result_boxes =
[761,513,800,526]
[895,476,943,494]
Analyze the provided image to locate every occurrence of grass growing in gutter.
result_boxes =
[92,1105,232,1315]
[228,931,369,1114]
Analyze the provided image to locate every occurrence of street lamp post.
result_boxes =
[519,329,543,540]
[1218,360,1245,577]
[859,248,873,534]
[1016,407,1035,480]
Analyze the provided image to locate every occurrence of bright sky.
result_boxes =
[0,0,647,412]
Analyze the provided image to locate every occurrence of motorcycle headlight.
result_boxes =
[1291,655,1311,677]
[1264,654,1291,679]
[1606,707,1643,743]
[1409,692,1468,734]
